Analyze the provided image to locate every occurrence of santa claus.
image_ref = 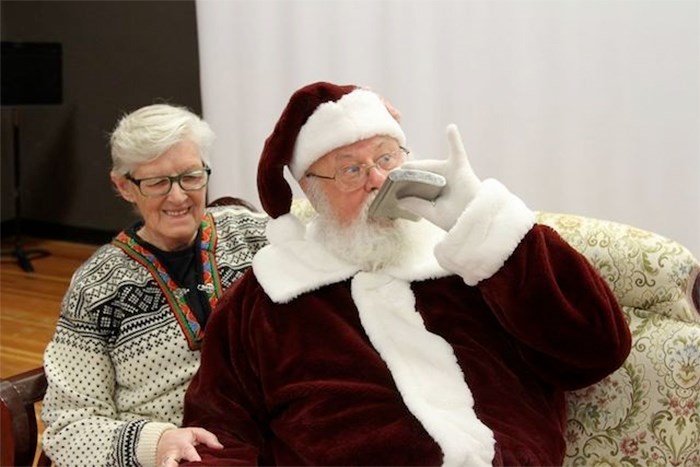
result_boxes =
[182,81,631,466]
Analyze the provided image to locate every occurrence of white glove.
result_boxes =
[396,124,481,231]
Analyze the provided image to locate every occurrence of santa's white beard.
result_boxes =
[309,189,412,272]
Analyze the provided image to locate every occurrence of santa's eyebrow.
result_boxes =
[334,140,395,162]
[335,153,359,162]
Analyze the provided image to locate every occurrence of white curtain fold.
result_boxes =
[196,0,700,258]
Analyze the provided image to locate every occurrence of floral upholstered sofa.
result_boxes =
[536,212,700,467]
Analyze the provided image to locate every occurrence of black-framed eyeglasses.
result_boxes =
[305,147,409,192]
[126,166,211,197]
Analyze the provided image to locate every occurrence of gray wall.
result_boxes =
[1,0,202,238]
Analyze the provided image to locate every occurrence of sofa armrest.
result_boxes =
[537,212,700,324]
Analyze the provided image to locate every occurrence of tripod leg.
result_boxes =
[13,244,35,273]
[1,237,51,273]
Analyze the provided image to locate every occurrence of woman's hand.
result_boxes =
[156,427,223,466]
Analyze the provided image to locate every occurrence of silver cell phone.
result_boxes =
[368,168,447,221]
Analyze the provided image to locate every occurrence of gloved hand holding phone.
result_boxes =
[396,124,482,231]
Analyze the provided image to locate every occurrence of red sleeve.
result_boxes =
[479,224,632,389]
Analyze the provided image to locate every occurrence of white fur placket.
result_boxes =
[351,272,495,467]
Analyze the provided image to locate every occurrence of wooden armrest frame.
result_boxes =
[1,366,51,466]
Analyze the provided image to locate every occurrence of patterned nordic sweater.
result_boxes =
[41,205,269,467]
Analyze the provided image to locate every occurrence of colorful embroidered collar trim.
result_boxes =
[112,213,221,350]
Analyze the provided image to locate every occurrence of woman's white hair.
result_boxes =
[110,103,215,174]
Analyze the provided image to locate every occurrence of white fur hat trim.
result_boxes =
[290,89,406,179]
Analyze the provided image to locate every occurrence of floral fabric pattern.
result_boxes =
[537,212,700,467]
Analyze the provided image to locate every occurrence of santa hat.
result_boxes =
[257,81,406,219]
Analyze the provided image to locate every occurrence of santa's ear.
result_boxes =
[110,171,136,203]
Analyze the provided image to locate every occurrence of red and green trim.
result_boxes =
[111,213,221,350]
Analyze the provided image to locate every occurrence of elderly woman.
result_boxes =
[41,104,269,466]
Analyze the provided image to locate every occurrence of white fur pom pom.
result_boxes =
[265,214,306,244]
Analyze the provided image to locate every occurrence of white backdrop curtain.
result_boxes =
[196,0,700,258]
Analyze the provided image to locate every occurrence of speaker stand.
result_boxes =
[1,109,50,272]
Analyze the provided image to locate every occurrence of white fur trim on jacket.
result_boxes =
[253,215,450,303]
[254,215,359,303]
[290,89,406,179]
[435,178,535,286]
[353,273,495,467]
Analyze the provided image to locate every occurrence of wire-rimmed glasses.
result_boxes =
[305,147,409,192]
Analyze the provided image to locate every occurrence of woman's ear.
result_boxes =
[110,171,135,203]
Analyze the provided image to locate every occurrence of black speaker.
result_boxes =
[1,41,63,106]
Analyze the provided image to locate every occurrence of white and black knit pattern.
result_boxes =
[42,206,268,467]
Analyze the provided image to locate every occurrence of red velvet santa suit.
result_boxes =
[183,179,631,466]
